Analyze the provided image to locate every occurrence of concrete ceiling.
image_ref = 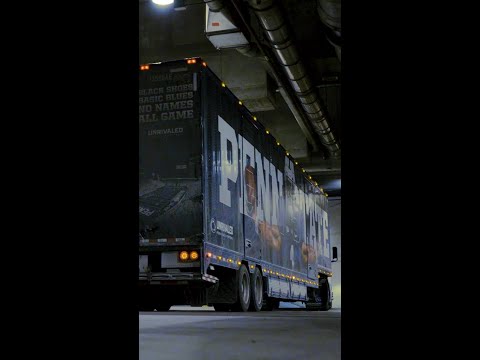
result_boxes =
[139,0,341,196]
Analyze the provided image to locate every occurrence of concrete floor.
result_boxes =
[139,306,341,360]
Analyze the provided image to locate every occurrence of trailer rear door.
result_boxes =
[139,63,203,243]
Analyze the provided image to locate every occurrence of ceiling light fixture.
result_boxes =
[152,0,174,6]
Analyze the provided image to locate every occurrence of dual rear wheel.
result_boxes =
[214,264,264,312]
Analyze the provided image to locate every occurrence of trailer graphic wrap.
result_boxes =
[139,67,203,241]
[241,117,264,260]
[262,132,285,267]
[203,66,331,273]
[241,117,285,265]
[318,201,330,269]
[138,60,335,311]
[203,72,244,254]
[305,182,317,278]
[287,166,308,273]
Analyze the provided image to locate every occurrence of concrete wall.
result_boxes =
[329,197,341,308]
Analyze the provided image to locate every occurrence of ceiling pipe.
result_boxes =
[317,0,341,61]
[247,0,340,158]
[203,0,321,152]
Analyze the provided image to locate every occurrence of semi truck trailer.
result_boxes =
[139,57,337,312]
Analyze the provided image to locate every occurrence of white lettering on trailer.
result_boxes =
[155,100,193,111]
[216,115,321,235]
[218,116,238,207]
[139,104,153,113]
[160,110,193,120]
[322,209,329,257]
[216,220,234,235]
[166,84,193,92]
[148,74,172,82]
[285,157,295,181]
[319,209,324,257]
[308,193,316,251]
[238,135,244,215]
[255,151,271,224]
[164,92,193,101]
[270,162,281,226]
[215,116,288,226]
[139,114,158,123]
[290,244,295,268]
[139,95,163,104]
[302,190,307,244]
[277,168,284,212]
[139,87,165,95]
[315,202,321,257]
[148,127,184,136]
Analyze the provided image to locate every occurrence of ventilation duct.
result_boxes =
[247,0,340,158]
[317,0,341,61]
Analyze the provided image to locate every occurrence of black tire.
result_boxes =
[249,267,263,312]
[306,278,331,311]
[319,279,331,311]
[233,264,251,312]
[213,304,232,312]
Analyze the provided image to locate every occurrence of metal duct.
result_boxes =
[204,0,234,23]
[247,0,340,158]
[317,0,341,61]
[236,43,263,57]
[204,1,263,57]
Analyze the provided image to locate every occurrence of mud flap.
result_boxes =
[186,288,208,306]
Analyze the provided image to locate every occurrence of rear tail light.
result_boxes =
[178,250,200,262]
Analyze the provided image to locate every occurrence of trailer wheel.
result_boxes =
[249,267,263,311]
[233,264,251,312]
[306,278,331,311]
[318,279,331,311]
